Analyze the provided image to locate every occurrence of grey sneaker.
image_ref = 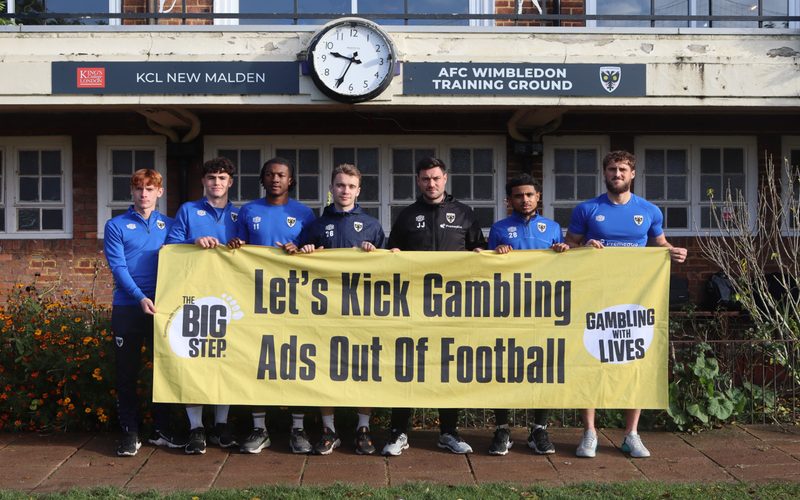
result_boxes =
[381,430,409,456]
[116,432,141,457]
[438,431,473,454]
[488,427,512,456]
[239,427,270,454]
[621,433,651,458]
[289,428,313,454]
[148,429,186,449]
[576,429,597,458]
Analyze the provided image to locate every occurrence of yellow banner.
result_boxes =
[154,246,670,409]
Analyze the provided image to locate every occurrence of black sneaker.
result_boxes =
[208,422,238,448]
[290,428,313,454]
[239,427,270,454]
[313,427,341,455]
[116,431,141,457]
[528,427,556,455]
[148,429,186,449]
[185,427,206,455]
[354,426,376,455]
[489,427,513,456]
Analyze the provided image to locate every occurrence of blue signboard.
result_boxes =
[403,63,646,97]
[52,61,300,95]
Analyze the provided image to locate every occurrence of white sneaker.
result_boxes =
[621,432,651,458]
[437,432,473,454]
[381,431,409,456]
[576,429,597,458]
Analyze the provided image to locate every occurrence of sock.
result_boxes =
[532,423,546,430]
[214,405,229,425]
[322,414,335,433]
[252,412,266,430]
[627,430,638,436]
[357,413,370,430]
[497,423,509,429]
[186,405,203,429]
[292,414,304,430]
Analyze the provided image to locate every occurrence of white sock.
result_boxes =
[322,414,335,433]
[497,423,509,429]
[532,424,545,430]
[252,412,266,430]
[214,405,229,424]
[186,405,203,429]
[357,413,370,430]
[292,414,305,430]
[627,431,638,436]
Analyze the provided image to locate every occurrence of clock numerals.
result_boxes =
[350,28,358,38]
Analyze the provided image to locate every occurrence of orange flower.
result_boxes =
[84,407,92,414]
[34,329,42,337]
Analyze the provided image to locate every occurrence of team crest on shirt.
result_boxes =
[286,217,297,228]
[537,222,547,233]
[633,215,644,226]
[115,336,124,347]
[415,214,425,229]
[156,220,166,230]
[231,212,238,222]
[354,221,363,233]
[507,226,517,233]
[126,223,136,230]
[196,210,207,217]
[595,215,605,222]
[446,213,456,224]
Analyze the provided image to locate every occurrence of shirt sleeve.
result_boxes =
[465,213,487,251]
[647,203,665,239]
[567,203,589,237]
[487,224,502,250]
[165,205,191,245]
[103,220,145,303]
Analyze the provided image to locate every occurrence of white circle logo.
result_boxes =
[167,294,243,359]
[583,304,654,364]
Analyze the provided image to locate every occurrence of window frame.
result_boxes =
[0,136,73,239]
[781,135,800,234]
[6,1,122,26]
[96,136,167,239]
[204,135,505,234]
[542,135,609,230]
[635,136,758,237]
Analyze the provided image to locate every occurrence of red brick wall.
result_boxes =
[496,0,587,27]
[123,0,213,26]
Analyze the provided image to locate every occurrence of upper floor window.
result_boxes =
[9,1,121,25]
[587,0,794,28]
[96,136,167,238]
[213,0,492,26]
[0,137,72,239]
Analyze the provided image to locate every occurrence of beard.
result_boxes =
[605,177,631,195]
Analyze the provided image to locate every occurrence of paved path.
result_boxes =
[1,425,799,493]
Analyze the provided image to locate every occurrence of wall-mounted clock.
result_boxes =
[307,17,397,103]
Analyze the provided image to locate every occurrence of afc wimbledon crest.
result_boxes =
[634,215,644,226]
[231,212,238,222]
[286,216,297,228]
[599,66,621,93]
[354,221,363,232]
[156,219,166,230]
[446,213,456,224]
[537,222,547,233]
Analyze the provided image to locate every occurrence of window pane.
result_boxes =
[666,207,688,229]
[360,175,379,202]
[473,149,493,173]
[19,151,38,175]
[41,177,61,202]
[701,175,722,198]
[393,176,414,200]
[666,150,687,174]
[577,177,596,200]
[19,177,39,201]
[667,176,687,200]
[700,148,721,173]
[646,179,665,200]
[333,148,355,167]
[42,209,63,230]
[238,0,294,25]
[554,207,573,228]
[725,174,745,194]
[17,208,39,231]
[393,149,413,173]
[0,208,4,232]
[357,149,379,174]
[408,0,469,26]
[16,0,110,25]
[451,149,471,173]
[298,150,319,175]
[299,181,318,200]
[240,179,261,201]
[452,175,471,199]
[112,150,133,175]
[555,176,574,200]
[554,149,573,173]
[724,148,744,173]
[414,149,436,166]
[473,175,493,200]
[576,150,597,174]
[361,206,380,220]
[40,151,61,175]
[111,208,127,218]
[135,150,155,170]
[113,177,131,202]
[597,0,649,27]
[240,150,261,174]
[472,207,494,231]
[645,149,665,174]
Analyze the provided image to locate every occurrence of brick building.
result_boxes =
[0,1,798,305]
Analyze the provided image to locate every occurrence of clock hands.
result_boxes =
[331,51,362,89]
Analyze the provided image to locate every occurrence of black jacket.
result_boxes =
[300,204,386,249]
[388,194,486,251]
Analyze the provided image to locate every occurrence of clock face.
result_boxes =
[308,18,396,103]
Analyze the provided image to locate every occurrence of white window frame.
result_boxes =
[781,136,800,234]
[0,136,73,239]
[213,0,494,26]
[635,136,758,237]
[204,135,505,233]
[96,136,167,239]
[542,135,609,227]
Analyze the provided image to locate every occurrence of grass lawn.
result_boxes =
[1,482,799,499]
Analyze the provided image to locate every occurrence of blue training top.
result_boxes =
[568,193,664,247]
[103,207,174,306]
[235,198,315,246]
[488,212,563,250]
[300,204,386,249]
[166,197,240,245]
